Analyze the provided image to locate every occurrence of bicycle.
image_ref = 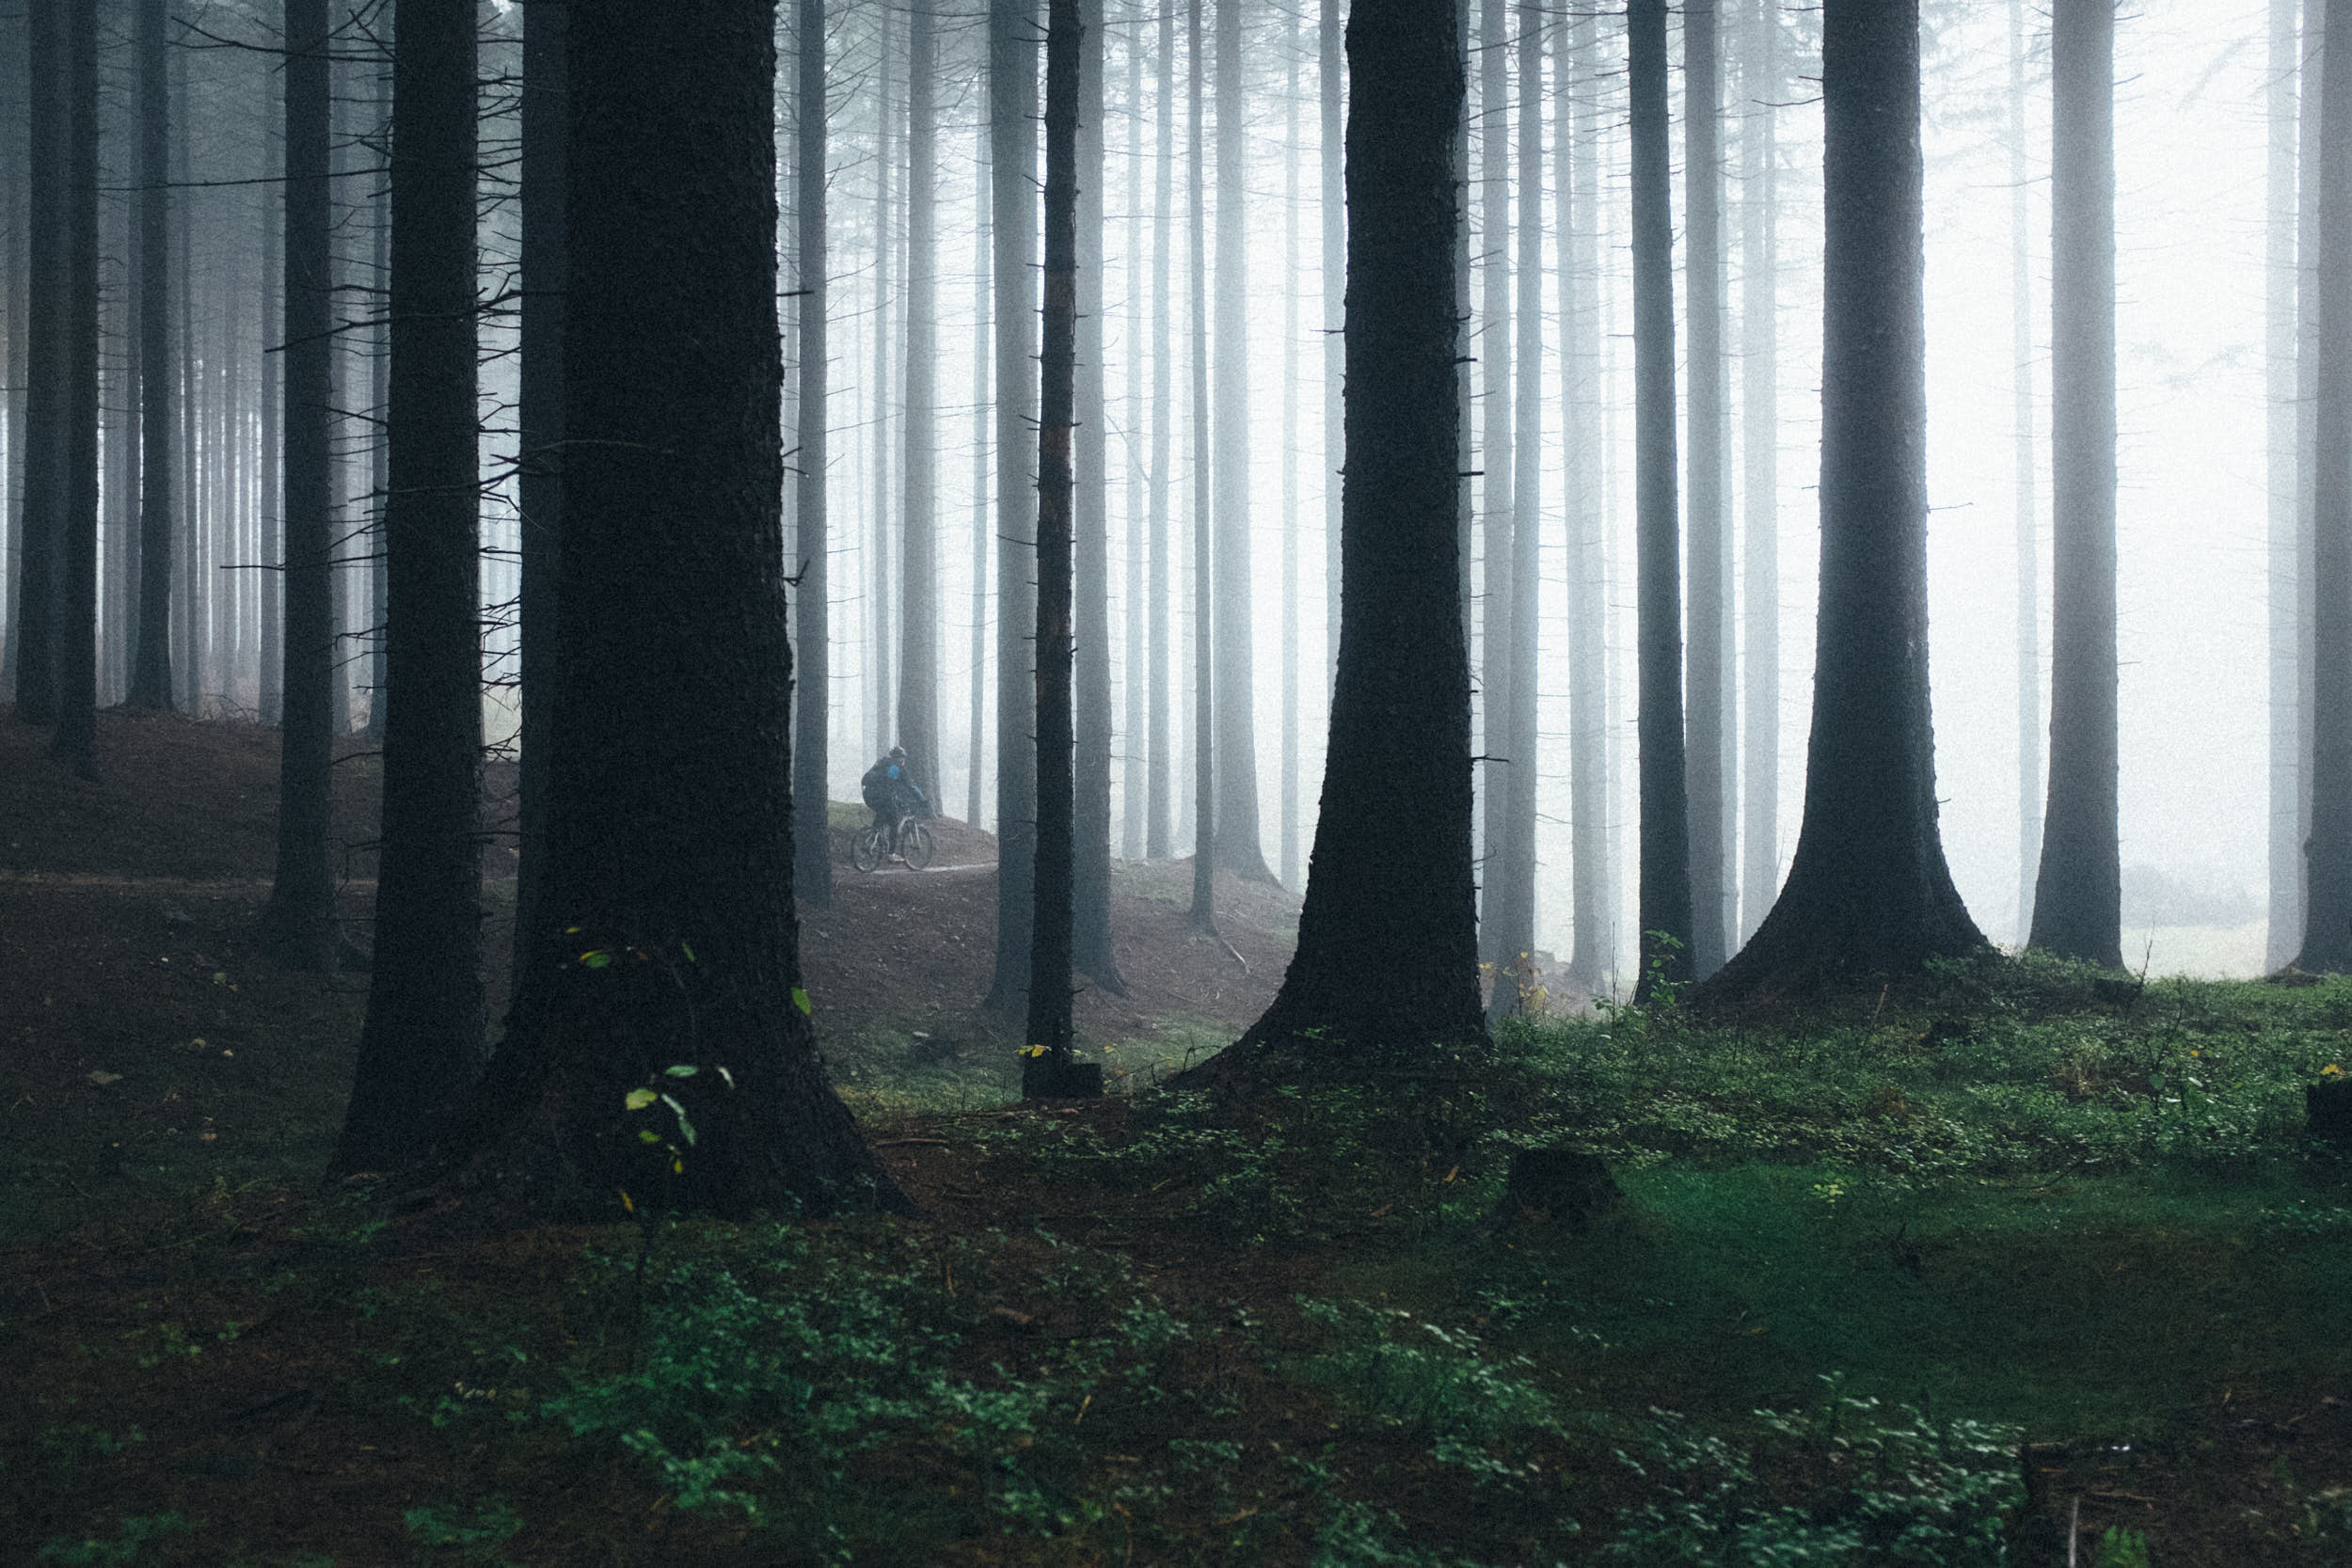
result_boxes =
[850,812,933,873]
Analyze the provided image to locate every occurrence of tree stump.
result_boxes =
[1496,1148,1622,1232]
[2308,1075,2352,1148]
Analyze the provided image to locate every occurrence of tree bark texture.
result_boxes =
[1683,0,1731,976]
[1629,0,1692,995]
[989,0,1042,1007]
[126,0,176,710]
[900,0,941,809]
[1210,0,1271,882]
[1072,0,1123,990]
[2029,0,2122,970]
[790,0,834,907]
[1028,0,1082,1066]
[49,0,99,771]
[338,0,485,1173]
[1200,0,1485,1070]
[260,0,342,972]
[445,0,902,1220]
[1704,0,1987,1002]
[2301,0,2352,973]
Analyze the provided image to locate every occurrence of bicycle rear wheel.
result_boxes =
[850,825,885,873]
[899,820,935,870]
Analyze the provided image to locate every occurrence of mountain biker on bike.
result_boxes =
[861,746,929,859]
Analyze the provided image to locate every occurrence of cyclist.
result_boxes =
[860,745,929,860]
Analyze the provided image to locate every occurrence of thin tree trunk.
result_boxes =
[1488,0,1541,1015]
[790,0,834,907]
[1028,0,1082,1069]
[1319,0,1343,701]
[868,15,894,765]
[2029,0,2121,970]
[2268,0,2306,970]
[1121,8,1147,863]
[128,0,176,711]
[1073,0,1123,990]
[260,114,283,725]
[514,0,564,993]
[899,0,940,805]
[1186,0,1215,929]
[1476,0,1513,958]
[338,0,484,1171]
[988,0,1042,1007]
[1210,0,1270,881]
[48,0,99,770]
[1147,0,1174,859]
[362,55,392,741]
[14,0,63,722]
[1629,0,1692,995]
[1739,0,1779,942]
[1280,14,1301,892]
[1562,5,1611,990]
[2300,0,2352,974]
[967,117,992,831]
[261,0,342,971]
[1683,0,1730,976]
[2011,0,2042,945]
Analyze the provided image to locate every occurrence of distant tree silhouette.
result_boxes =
[2029,0,2122,970]
[790,0,834,910]
[2300,0,2352,974]
[1701,0,1987,1002]
[49,0,98,773]
[1187,0,1485,1074]
[437,0,903,1219]
[124,0,176,712]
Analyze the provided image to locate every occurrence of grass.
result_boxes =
[13,950,2352,1563]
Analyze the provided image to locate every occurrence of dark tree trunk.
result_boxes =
[988,0,1041,1009]
[898,0,940,807]
[1682,0,1730,976]
[1629,0,1692,995]
[1562,5,1613,990]
[336,0,485,1174]
[790,0,834,908]
[1210,0,1271,882]
[2301,0,2352,973]
[361,56,392,743]
[1702,0,1988,1003]
[14,0,63,722]
[260,0,342,972]
[436,0,903,1222]
[259,131,282,727]
[126,0,175,711]
[1186,0,1483,1074]
[1185,0,1215,931]
[48,0,98,772]
[1072,0,1123,990]
[1028,0,1081,1070]
[513,0,565,996]
[2029,0,2122,970]
[1147,0,1175,860]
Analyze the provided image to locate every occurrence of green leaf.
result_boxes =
[638,1130,661,1145]
[791,987,813,1016]
[663,1065,699,1078]
[660,1095,697,1147]
[624,1088,658,1112]
[580,950,613,970]
[679,941,697,963]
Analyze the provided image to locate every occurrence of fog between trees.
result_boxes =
[0,0,2327,986]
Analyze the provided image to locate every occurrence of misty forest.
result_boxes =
[8,0,2352,1561]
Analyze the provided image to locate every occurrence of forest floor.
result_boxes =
[4,707,2352,1566]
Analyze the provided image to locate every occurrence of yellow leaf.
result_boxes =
[618,1189,634,1213]
[625,1088,658,1111]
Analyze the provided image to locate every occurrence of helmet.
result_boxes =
[889,746,906,761]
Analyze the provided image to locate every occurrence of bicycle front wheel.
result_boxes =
[900,821,935,871]
[850,825,885,873]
